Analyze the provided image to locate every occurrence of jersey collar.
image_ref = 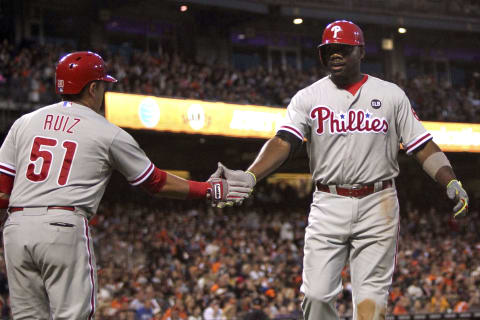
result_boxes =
[341,74,368,96]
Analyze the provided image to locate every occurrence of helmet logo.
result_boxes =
[331,26,342,38]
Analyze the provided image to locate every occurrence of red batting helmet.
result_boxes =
[318,20,365,48]
[55,51,117,95]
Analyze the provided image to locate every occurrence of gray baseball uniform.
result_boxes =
[278,74,431,319]
[0,101,153,319]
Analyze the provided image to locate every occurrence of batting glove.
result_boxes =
[208,162,255,208]
[216,162,256,187]
[207,178,229,207]
[446,179,469,218]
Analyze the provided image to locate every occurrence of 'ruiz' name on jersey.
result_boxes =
[310,106,388,135]
[43,114,81,134]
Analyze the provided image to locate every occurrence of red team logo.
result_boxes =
[310,106,389,135]
[411,107,420,121]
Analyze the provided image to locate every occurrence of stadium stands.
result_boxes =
[0,40,478,124]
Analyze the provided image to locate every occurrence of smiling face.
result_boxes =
[320,43,365,86]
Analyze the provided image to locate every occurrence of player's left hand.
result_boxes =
[446,179,469,218]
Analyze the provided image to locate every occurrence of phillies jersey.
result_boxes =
[0,101,153,215]
[278,75,431,185]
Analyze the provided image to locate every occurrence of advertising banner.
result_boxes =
[105,92,480,152]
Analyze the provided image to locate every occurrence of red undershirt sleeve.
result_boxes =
[140,167,167,194]
[0,173,14,208]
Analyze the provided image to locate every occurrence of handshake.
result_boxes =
[207,162,256,208]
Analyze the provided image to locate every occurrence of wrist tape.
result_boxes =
[246,170,257,185]
[422,152,451,181]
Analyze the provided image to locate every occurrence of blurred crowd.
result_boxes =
[0,39,479,123]
[0,180,477,320]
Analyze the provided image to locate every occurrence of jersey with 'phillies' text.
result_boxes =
[0,101,153,216]
[278,75,431,185]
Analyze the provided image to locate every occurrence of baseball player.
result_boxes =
[213,20,468,320]
[0,51,251,320]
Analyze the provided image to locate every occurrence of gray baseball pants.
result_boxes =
[3,207,97,320]
[301,187,399,320]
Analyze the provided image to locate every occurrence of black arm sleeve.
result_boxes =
[275,130,303,159]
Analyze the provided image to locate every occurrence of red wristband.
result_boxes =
[187,181,210,199]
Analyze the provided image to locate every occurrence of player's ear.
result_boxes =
[358,46,365,60]
[84,81,95,98]
[86,81,103,97]
[318,47,327,67]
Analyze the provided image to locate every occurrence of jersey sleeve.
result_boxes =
[395,91,432,155]
[109,129,154,186]
[0,119,19,177]
[277,93,309,141]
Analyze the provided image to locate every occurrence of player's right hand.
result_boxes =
[446,179,469,218]
[208,162,255,208]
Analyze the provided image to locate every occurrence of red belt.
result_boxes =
[9,206,75,213]
[316,180,393,198]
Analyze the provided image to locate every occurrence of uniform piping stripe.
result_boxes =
[83,219,95,320]
[389,221,401,295]
[393,222,400,270]
[0,163,15,176]
[406,133,432,154]
[130,163,154,186]
[279,126,304,141]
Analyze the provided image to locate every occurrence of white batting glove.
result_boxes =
[216,162,256,190]
[446,179,469,218]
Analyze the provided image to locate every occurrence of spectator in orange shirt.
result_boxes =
[454,300,469,313]
[390,287,402,304]
[161,300,188,320]
[393,296,410,315]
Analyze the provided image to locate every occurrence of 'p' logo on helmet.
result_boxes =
[331,26,342,38]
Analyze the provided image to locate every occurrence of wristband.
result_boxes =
[422,152,451,181]
[187,181,210,199]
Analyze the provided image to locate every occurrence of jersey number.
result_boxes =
[26,137,77,185]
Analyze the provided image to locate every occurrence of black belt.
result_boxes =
[316,180,393,198]
[9,206,75,213]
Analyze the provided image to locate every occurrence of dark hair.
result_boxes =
[60,80,101,102]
